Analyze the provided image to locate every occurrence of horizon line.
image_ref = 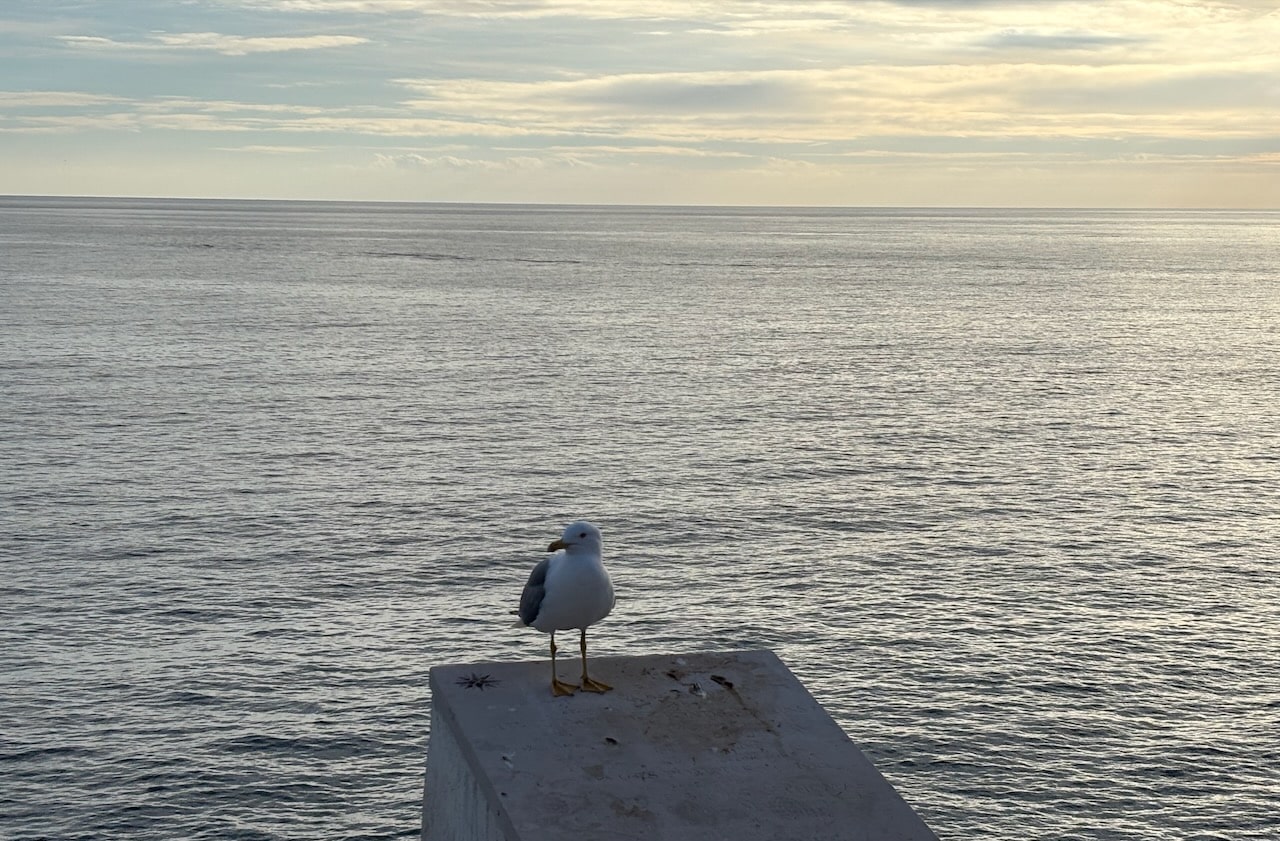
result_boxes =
[3,193,1276,213]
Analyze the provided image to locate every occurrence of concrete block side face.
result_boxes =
[421,703,510,841]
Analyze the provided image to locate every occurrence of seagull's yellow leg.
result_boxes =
[578,628,612,693]
[550,632,578,697]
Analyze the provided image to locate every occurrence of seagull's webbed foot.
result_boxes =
[579,674,612,693]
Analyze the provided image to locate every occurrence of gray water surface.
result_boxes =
[2,198,1278,840]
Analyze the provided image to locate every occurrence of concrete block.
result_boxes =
[423,649,938,841]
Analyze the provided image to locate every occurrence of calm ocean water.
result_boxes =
[2,196,1277,840]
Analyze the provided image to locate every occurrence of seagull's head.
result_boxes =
[548,520,602,553]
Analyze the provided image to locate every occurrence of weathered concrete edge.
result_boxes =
[426,668,522,841]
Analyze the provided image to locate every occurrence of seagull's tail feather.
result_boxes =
[510,614,527,629]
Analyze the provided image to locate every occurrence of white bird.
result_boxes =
[515,520,615,696]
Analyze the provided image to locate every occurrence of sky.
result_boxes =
[2,1,1278,207]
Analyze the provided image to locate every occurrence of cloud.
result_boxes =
[140,98,331,115]
[976,29,1147,51]
[0,107,567,138]
[218,0,727,19]
[0,94,340,134]
[10,0,1279,201]
[57,32,368,55]
[567,76,811,113]
[540,143,751,159]
[7,43,1278,147]
[1010,67,1280,113]
[6,0,1277,206]
[196,0,1280,85]
[0,91,128,107]
[372,152,569,170]
[397,70,821,122]
[217,144,322,153]
[56,36,122,49]
[394,62,1280,145]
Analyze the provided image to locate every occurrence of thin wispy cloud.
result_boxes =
[218,144,322,153]
[374,152,578,171]
[975,29,1147,51]
[0,91,127,107]
[58,32,368,55]
[220,0,731,19]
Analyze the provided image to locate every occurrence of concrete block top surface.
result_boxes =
[429,649,937,841]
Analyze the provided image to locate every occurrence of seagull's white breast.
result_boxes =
[530,551,614,633]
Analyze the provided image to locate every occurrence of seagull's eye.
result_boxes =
[579,531,587,538]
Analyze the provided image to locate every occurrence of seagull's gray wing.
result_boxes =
[518,557,550,627]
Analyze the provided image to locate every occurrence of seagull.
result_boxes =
[515,520,615,696]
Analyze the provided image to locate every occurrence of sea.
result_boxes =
[1,196,1277,841]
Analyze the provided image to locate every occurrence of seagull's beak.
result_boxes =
[547,538,568,552]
